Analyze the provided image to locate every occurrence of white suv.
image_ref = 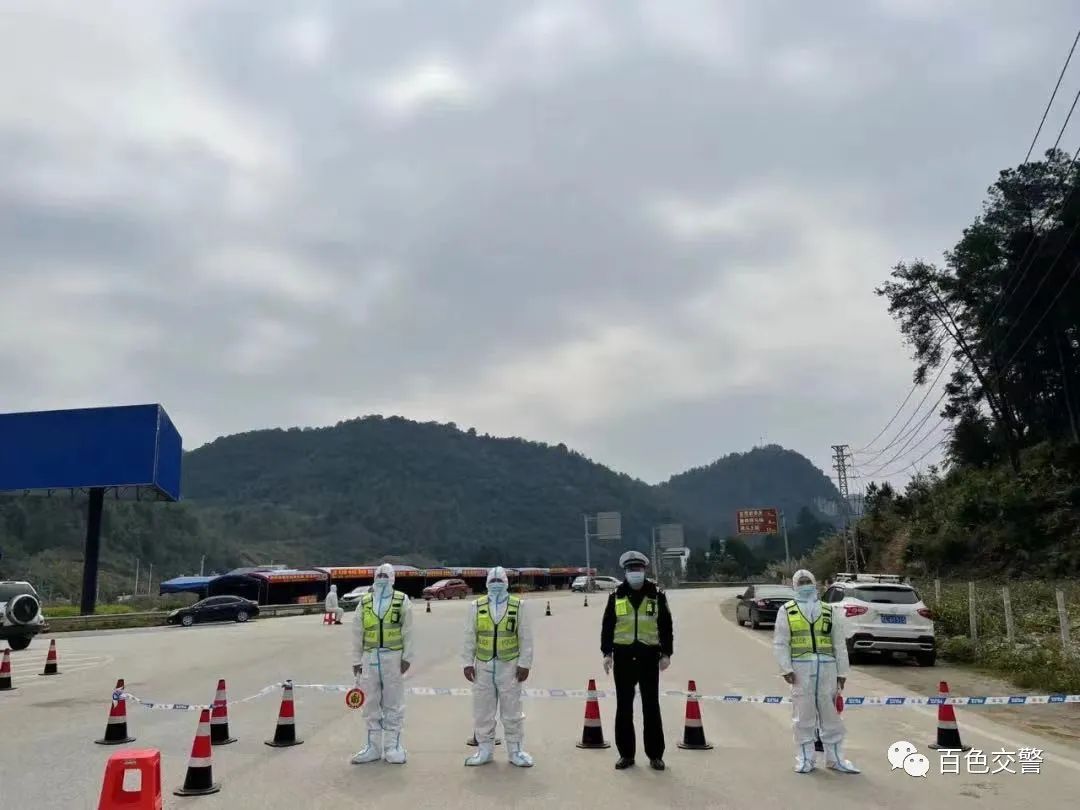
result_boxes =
[0,580,47,651]
[821,574,935,667]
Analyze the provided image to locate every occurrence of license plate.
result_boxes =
[881,614,907,624]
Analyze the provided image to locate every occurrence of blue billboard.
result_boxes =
[0,404,182,501]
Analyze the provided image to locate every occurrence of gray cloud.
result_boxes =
[2,0,1076,486]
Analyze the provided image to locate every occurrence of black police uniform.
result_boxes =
[600,579,674,766]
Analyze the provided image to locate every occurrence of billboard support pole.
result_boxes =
[80,487,105,616]
[651,527,658,582]
[781,510,790,567]
[583,515,591,592]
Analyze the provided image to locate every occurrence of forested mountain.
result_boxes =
[0,416,839,600]
[660,445,842,537]
[807,148,1080,579]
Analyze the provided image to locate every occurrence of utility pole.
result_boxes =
[780,509,791,567]
[832,444,858,574]
[147,563,153,597]
[200,555,206,577]
[134,558,140,596]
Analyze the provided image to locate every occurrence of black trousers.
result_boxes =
[613,645,664,760]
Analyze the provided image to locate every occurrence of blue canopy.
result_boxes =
[159,575,215,595]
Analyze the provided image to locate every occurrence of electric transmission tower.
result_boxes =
[831,444,860,574]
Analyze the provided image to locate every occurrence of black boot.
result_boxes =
[650,758,666,771]
[615,757,635,770]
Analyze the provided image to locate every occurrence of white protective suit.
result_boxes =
[325,584,343,624]
[462,566,535,767]
[772,569,859,774]
[351,563,414,764]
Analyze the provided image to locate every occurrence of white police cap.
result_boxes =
[619,550,650,569]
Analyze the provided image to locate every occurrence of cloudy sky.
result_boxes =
[2,1,1077,486]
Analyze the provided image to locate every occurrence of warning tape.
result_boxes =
[113,683,1080,711]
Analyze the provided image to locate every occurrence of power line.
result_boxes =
[875,436,950,480]
[1024,28,1080,163]
[861,376,960,478]
[855,358,952,464]
[1004,256,1080,367]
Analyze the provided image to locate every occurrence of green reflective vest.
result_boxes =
[474,595,521,662]
[783,601,834,659]
[361,592,406,651]
[613,595,660,646]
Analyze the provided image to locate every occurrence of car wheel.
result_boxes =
[6,636,32,651]
[916,650,936,667]
[181,614,194,627]
[236,610,249,623]
[750,609,761,630]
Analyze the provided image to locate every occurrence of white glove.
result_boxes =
[603,656,613,675]
[659,655,671,672]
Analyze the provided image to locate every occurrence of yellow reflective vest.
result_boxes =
[613,595,660,646]
[474,595,521,662]
[783,600,834,658]
[361,592,406,651]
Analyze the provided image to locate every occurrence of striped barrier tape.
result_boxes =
[114,683,1080,711]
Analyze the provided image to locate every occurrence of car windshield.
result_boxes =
[0,583,37,601]
[754,586,796,598]
[851,586,920,604]
[431,580,453,587]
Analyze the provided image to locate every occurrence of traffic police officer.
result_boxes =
[600,550,673,771]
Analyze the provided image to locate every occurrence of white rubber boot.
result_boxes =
[825,743,860,774]
[350,733,383,764]
[794,742,816,774]
[465,742,495,766]
[508,743,534,768]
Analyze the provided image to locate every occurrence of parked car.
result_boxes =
[736,584,797,629]
[0,580,46,650]
[167,595,260,627]
[339,585,370,610]
[822,574,936,666]
[422,578,471,600]
[571,575,621,593]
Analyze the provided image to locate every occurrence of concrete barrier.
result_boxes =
[45,602,325,633]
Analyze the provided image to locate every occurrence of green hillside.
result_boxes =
[660,444,842,538]
[1,416,839,600]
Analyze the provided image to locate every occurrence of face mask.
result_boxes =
[796,584,816,600]
[487,582,507,600]
[374,579,391,595]
[626,571,645,588]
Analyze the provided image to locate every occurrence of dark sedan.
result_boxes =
[736,585,797,629]
[167,595,260,627]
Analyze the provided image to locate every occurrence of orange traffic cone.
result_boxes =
[173,708,221,796]
[928,680,971,751]
[96,680,135,745]
[0,648,14,691]
[545,601,551,616]
[210,679,236,746]
[40,639,60,676]
[676,679,713,750]
[97,748,162,810]
[576,679,610,749]
[265,681,303,747]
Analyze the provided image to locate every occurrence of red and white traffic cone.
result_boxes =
[265,681,303,747]
[174,708,221,796]
[210,679,237,746]
[39,639,60,676]
[0,649,14,691]
[676,679,714,750]
[95,680,135,745]
[928,680,971,751]
[575,679,611,749]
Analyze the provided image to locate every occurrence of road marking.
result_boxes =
[719,595,1080,773]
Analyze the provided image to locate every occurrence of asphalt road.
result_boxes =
[2,587,1079,809]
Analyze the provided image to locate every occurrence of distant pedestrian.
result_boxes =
[600,550,674,771]
[325,584,344,624]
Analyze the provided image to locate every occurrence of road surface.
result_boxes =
[1,587,1078,808]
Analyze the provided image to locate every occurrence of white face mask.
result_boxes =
[487,582,508,599]
[374,578,392,595]
[626,571,645,588]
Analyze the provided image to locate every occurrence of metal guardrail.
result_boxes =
[43,602,325,633]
